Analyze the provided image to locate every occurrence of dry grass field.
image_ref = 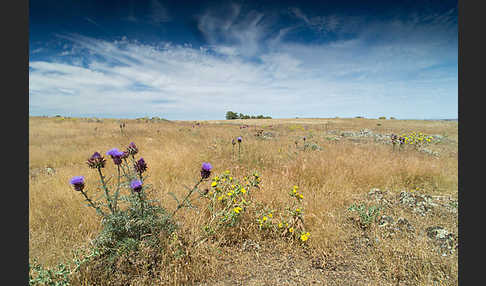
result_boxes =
[29,116,458,285]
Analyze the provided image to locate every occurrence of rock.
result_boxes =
[358,129,373,137]
[368,188,385,200]
[378,215,394,227]
[45,167,56,175]
[341,131,354,137]
[425,226,457,255]
[419,147,440,157]
[396,217,415,233]
[399,191,437,216]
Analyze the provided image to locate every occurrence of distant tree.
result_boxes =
[225,111,239,120]
[238,113,245,119]
[378,116,386,120]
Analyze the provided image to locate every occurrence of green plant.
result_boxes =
[29,259,71,286]
[347,203,381,228]
[67,143,212,272]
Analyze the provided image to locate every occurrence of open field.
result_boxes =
[29,116,458,285]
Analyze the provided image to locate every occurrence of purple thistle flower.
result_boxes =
[135,157,147,174]
[201,162,212,179]
[70,176,85,192]
[130,179,143,193]
[237,136,242,143]
[87,151,106,169]
[127,142,138,155]
[106,148,124,165]
[106,148,121,156]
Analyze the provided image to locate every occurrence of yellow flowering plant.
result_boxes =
[397,131,433,151]
[276,185,310,242]
[201,170,261,234]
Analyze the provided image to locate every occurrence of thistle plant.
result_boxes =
[237,136,242,160]
[391,134,399,151]
[69,142,176,262]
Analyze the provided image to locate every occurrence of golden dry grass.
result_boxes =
[29,116,458,285]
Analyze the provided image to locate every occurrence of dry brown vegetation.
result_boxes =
[29,116,458,285]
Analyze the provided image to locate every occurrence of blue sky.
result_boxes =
[29,0,458,120]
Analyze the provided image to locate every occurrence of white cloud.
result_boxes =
[29,8,457,120]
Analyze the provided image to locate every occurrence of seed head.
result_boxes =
[87,152,106,169]
[127,142,138,155]
[135,157,148,174]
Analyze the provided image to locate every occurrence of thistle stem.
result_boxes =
[112,165,121,213]
[97,167,114,214]
[80,189,105,217]
[171,178,204,218]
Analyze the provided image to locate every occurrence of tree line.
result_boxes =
[225,111,272,120]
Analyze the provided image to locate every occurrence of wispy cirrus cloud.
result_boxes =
[29,4,457,120]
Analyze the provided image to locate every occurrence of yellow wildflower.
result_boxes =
[300,233,309,241]
[233,207,242,214]
[241,188,246,194]
[268,213,273,218]
[218,195,224,201]
[211,181,218,187]
[227,192,233,196]
[299,194,303,199]
[289,227,294,233]
[262,216,268,222]
[278,222,283,228]
[296,208,301,213]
